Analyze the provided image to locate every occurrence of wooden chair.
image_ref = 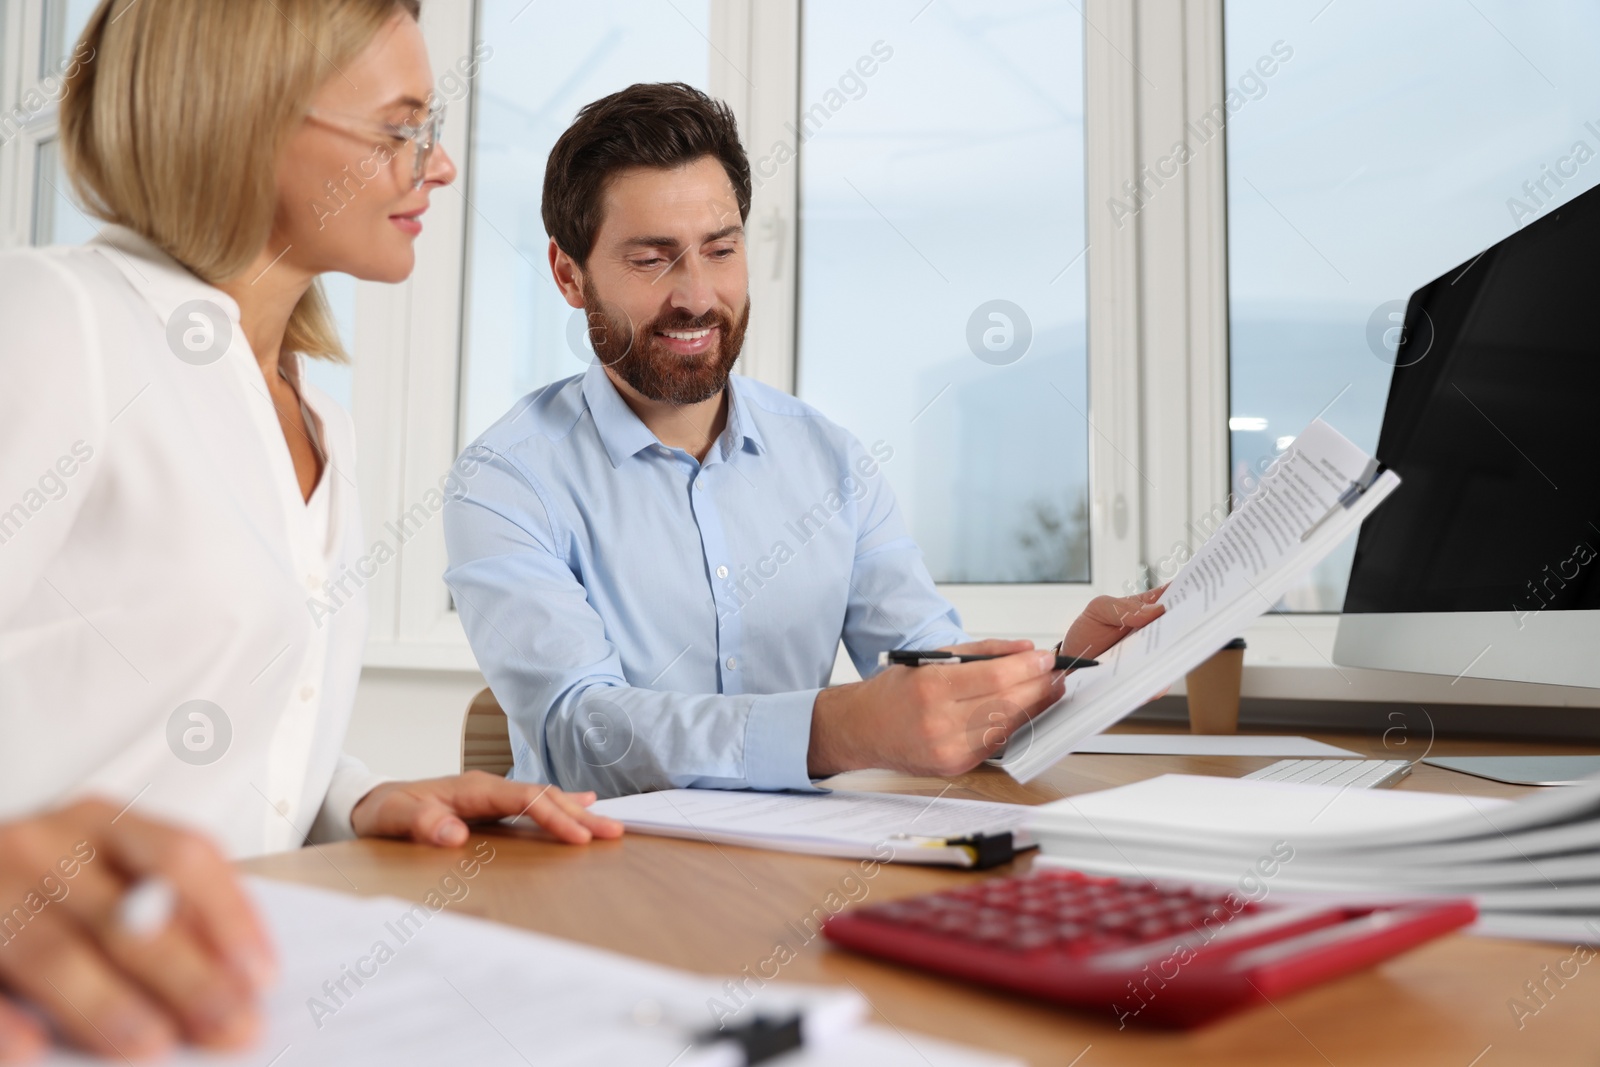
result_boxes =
[461,687,514,776]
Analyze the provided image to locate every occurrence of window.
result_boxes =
[796,0,1090,584]
[305,273,356,411]
[30,136,95,245]
[7,0,1591,700]
[39,0,94,68]
[7,0,98,246]
[1,0,1137,663]
[1225,0,1600,610]
[457,0,712,446]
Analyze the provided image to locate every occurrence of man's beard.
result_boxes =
[581,276,751,405]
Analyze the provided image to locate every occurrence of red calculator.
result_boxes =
[823,868,1475,1028]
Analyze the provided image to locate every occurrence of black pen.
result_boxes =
[879,650,1098,670]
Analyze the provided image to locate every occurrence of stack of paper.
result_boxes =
[999,419,1399,782]
[45,878,1021,1066]
[1023,774,1600,943]
[1074,734,1362,757]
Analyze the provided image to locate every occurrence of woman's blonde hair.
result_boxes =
[60,0,422,362]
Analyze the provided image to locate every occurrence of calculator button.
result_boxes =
[1012,929,1055,951]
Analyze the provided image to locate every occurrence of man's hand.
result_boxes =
[0,800,273,1063]
[807,639,1066,778]
[1059,586,1167,660]
[349,772,624,847]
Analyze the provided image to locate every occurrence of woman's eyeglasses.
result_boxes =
[306,103,445,190]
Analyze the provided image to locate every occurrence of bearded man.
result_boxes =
[442,82,1161,796]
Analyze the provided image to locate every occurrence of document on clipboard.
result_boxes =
[998,418,1400,783]
[588,788,1035,868]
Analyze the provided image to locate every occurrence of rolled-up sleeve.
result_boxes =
[443,446,820,797]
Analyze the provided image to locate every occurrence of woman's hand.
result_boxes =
[0,800,273,1063]
[1059,586,1169,660]
[349,772,624,847]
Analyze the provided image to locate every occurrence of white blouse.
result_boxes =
[0,224,387,857]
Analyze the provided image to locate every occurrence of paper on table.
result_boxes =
[1023,775,1512,898]
[1074,734,1362,757]
[589,788,1033,865]
[783,1026,1024,1067]
[1468,912,1600,944]
[44,878,1016,1067]
[1025,774,1508,854]
[1000,419,1401,782]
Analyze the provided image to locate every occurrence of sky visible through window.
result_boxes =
[797,0,1090,584]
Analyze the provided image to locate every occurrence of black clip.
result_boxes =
[948,831,1016,870]
[694,1013,804,1066]
[1300,458,1383,543]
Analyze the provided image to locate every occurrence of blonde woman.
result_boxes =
[0,0,618,1059]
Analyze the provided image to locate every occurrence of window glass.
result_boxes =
[303,274,356,413]
[1226,0,1600,609]
[42,0,97,70]
[28,0,99,247]
[796,0,1089,583]
[458,0,711,444]
[31,136,98,246]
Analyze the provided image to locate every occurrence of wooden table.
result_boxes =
[244,729,1600,1066]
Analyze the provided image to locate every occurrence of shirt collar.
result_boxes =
[582,361,661,468]
[722,376,767,459]
[88,222,244,331]
[582,361,767,469]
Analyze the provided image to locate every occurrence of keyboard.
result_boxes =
[1244,758,1411,789]
[822,868,1474,1027]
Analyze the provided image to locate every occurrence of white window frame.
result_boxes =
[1,0,65,246]
[11,0,1579,710]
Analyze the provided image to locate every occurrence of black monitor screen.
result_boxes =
[1343,186,1600,616]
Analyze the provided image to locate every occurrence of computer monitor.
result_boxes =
[1334,184,1600,689]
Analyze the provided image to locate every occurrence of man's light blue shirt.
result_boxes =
[442,361,967,796]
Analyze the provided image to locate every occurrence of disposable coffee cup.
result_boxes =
[1186,637,1246,734]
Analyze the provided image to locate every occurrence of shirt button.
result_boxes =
[725,656,737,670]
[298,685,316,701]
[716,565,729,579]
[304,574,321,591]
[274,799,290,816]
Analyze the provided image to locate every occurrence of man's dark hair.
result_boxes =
[542,82,752,265]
